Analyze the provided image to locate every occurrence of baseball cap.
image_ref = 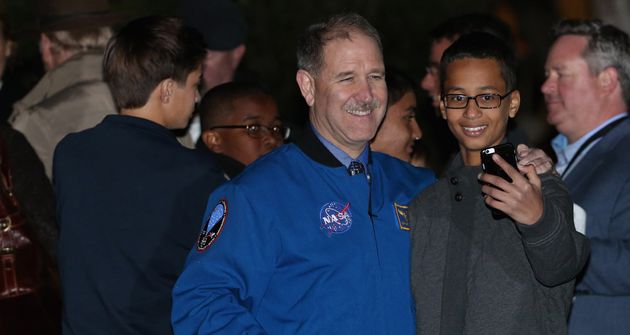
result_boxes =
[177,0,247,51]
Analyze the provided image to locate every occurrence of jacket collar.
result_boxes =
[564,116,630,189]
[214,152,245,180]
[294,124,372,168]
[294,124,344,168]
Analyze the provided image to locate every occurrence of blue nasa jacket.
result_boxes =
[172,127,436,334]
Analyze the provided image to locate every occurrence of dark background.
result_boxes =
[4,0,603,148]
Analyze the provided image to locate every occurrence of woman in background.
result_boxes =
[371,69,424,166]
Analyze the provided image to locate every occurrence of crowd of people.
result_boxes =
[0,0,628,334]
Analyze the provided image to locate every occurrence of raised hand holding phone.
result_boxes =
[479,151,544,225]
[480,143,518,182]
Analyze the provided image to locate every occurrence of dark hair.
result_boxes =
[103,16,206,109]
[385,69,416,108]
[199,81,274,131]
[439,32,517,93]
[430,13,515,52]
[297,13,382,75]
[552,19,630,106]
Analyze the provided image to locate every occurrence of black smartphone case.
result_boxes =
[480,143,518,182]
[480,143,518,219]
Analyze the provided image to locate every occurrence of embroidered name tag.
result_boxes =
[394,203,410,231]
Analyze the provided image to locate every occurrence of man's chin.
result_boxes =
[546,114,562,128]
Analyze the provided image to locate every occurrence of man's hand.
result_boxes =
[516,144,556,175]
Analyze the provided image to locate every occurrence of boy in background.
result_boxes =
[198,82,286,179]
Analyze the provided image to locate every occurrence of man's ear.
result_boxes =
[159,79,175,104]
[439,99,447,120]
[507,89,520,118]
[39,33,54,70]
[4,40,13,59]
[598,67,619,95]
[296,69,315,107]
[202,130,223,153]
[230,44,246,69]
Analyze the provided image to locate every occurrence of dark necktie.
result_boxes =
[347,161,365,176]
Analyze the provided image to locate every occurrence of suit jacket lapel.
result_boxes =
[564,118,630,196]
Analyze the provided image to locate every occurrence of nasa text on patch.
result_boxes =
[197,200,228,252]
[394,203,410,231]
[320,201,353,237]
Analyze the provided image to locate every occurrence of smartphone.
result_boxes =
[480,143,518,182]
[480,143,518,219]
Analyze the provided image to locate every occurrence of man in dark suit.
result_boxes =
[542,19,630,335]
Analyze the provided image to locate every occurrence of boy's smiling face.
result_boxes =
[440,57,520,166]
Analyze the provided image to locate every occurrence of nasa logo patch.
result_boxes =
[394,202,410,231]
[320,202,353,237]
[197,200,228,252]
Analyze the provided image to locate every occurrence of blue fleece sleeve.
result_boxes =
[171,183,277,334]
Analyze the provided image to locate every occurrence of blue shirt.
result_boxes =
[313,125,369,169]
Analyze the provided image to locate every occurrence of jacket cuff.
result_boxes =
[515,191,558,243]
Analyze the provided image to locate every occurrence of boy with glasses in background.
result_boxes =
[199,82,287,179]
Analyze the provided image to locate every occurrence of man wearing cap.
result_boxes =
[8,0,119,180]
[176,0,247,148]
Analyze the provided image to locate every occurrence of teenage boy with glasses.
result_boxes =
[409,32,589,335]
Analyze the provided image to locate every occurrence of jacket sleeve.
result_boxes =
[577,176,630,295]
[516,173,590,287]
[171,183,277,334]
[10,105,56,179]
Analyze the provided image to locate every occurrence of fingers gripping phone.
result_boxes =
[480,143,518,182]
[480,143,518,219]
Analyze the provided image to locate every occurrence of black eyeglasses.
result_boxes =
[442,89,515,109]
[209,124,291,140]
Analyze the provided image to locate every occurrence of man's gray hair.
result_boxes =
[45,27,113,56]
[296,13,382,75]
[553,19,630,106]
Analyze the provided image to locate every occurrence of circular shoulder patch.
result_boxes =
[197,200,228,252]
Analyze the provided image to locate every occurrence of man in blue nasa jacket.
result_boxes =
[172,13,436,334]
